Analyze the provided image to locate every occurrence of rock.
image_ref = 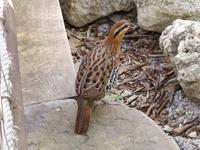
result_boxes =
[25,99,180,150]
[97,23,110,34]
[121,90,132,97]
[97,23,110,37]
[160,19,200,100]
[188,132,197,138]
[175,136,200,150]
[60,0,135,27]
[108,13,128,23]
[134,0,200,32]
[97,32,103,37]
[163,125,172,132]
[126,95,138,105]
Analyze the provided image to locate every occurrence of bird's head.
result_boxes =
[108,19,130,41]
[104,20,130,57]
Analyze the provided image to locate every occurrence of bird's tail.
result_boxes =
[74,102,92,135]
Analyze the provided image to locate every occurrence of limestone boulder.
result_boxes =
[134,0,200,32]
[60,0,135,27]
[160,19,200,100]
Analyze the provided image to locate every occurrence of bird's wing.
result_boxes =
[75,44,116,99]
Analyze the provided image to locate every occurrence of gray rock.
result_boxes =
[167,91,200,138]
[175,136,200,150]
[188,131,197,138]
[108,13,128,23]
[134,0,200,32]
[97,23,110,33]
[60,0,135,27]
[25,99,180,150]
[160,19,200,100]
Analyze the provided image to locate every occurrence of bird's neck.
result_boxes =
[103,35,123,59]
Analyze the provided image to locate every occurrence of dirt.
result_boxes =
[64,10,200,150]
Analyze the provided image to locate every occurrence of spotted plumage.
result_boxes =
[106,65,119,92]
[74,20,130,135]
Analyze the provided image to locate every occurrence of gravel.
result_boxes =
[167,91,200,150]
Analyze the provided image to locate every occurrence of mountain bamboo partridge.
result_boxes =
[74,20,130,134]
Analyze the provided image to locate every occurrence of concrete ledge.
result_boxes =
[13,0,76,105]
[25,100,180,150]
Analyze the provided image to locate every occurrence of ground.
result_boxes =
[64,10,200,150]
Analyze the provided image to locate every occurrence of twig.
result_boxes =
[148,54,166,58]
[136,103,150,110]
[146,103,157,116]
[87,25,92,38]
[66,29,95,41]
[125,34,152,39]
[154,59,161,91]
[171,117,199,135]
[142,69,156,83]
[134,87,145,93]
[171,123,196,135]
[118,62,147,75]
[117,77,137,87]
[185,126,196,136]
[156,97,169,116]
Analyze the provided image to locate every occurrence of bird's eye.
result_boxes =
[123,24,129,28]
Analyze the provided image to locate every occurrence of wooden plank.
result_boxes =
[1,0,27,149]
[13,0,76,105]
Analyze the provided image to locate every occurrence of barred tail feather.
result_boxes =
[74,103,92,135]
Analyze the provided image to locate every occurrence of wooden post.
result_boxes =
[0,0,27,149]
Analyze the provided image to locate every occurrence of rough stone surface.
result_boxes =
[160,19,200,100]
[166,91,200,150]
[60,0,135,27]
[175,136,200,150]
[14,0,76,105]
[25,99,179,150]
[134,0,200,32]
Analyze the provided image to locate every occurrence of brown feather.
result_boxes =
[74,20,130,135]
[74,100,93,135]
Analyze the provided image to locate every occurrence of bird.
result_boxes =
[74,20,130,135]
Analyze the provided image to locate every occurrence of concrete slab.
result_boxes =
[13,0,76,105]
[25,100,180,150]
